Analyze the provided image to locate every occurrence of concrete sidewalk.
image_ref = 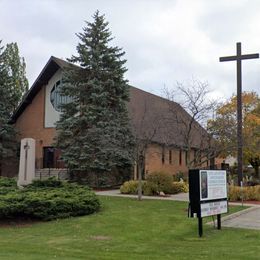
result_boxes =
[221,207,260,230]
[96,189,189,201]
[96,189,260,231]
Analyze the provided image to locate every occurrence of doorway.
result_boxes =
[43,147,54,168]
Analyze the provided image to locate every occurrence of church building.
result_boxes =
[10,56,210,180]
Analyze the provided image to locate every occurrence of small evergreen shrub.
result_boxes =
[0,177,17,187]
[0,177,17,195]
[28,177,63,188]
[171,182,189,194]
[0,179,100,221]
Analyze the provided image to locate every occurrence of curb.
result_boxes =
[207,206,257,225]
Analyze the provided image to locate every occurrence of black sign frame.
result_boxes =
[188,169,228,237]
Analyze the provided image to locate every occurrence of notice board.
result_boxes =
[189,169,228,218]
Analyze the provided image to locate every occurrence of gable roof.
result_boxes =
[11,56,209,149]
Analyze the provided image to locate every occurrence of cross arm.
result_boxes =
[240,53,259,60]
[220,53,259,62]
[219,56,237,62]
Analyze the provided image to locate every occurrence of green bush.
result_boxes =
[0,180,100,221]
[171,182,189,194]
[146,171,173,194]
[0,177,17,187]
[142,181,157,196]
[0,177,17,195]
[28,177,63,188]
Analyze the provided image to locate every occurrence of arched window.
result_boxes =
[50,80,72,112]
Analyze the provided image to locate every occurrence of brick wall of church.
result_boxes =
[15,84,56,165]
[144,143,208,178]
[144,144,189,177]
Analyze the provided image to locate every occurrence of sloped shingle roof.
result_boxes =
[11,56,209,149]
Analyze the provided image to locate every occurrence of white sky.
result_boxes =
[0,0,259,100]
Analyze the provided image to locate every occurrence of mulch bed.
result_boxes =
[242,201,260,205]
[0,219,40,228]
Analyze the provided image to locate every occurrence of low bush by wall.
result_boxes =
[0,177,100,221]
[120,179,188,196]
[229,185,260,201]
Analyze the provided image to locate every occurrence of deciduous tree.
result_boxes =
[208,92,260,178]
[2,42,28,113]
[164,79,218,169]
[0,40,28,174]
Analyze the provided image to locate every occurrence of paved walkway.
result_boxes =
[96,189,260,231]
[221,207,260,230]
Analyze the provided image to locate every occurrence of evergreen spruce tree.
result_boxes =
[56,11,134,179]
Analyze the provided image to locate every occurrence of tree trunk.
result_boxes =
[137,161,142,200]
[137,155,144,201]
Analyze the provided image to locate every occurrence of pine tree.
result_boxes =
[56,11,134,178]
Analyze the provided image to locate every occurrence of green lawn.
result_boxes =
[0,196,259,260]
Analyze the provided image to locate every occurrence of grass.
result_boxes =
[0,196,259,260]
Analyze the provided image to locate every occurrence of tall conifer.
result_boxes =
[56,11,134,176]
[0,41,27,175]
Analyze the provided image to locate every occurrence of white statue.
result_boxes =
[18,138,35,186]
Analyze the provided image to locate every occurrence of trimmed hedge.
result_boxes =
[0,178,100,221]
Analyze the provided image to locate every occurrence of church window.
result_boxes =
[179,150,182,165]
[169,150,172,164]
[50,80,72,112]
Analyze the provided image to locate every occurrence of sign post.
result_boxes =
[189,169,228,237]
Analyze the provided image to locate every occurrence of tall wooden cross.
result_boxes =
[219,42,259,185]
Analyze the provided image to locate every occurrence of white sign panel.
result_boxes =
[200,170,227,201]
[200,201,228,217]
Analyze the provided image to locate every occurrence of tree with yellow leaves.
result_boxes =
[208,92,260,178]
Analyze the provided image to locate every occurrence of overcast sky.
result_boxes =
[1,0,260,100]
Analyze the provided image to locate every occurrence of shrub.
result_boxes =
[146,171,173,194]
[171,182,189,194]
[173,171,188,182]
[229,185,260,201]
[28,177,63,188]
[120,180,145,194]
[0,180,100,221]
[0,177,17,195]
[0,177,17,187]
